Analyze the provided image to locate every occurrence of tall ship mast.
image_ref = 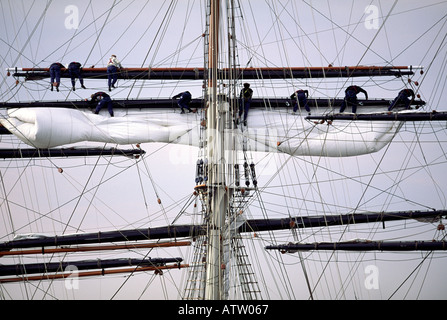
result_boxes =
[0,1,446,301]
[204,0,225,299]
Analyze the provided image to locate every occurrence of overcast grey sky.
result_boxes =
[0,0,446,300]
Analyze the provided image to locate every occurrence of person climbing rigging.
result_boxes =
[172,91,193,113]
[88,91,114,117]
[49,62,64,92]
[388,88,415,111]
[68,61,86,91]
[239,82,253,126]
[107,55,122,91]
[339,85,368,113]
[290,89,310,115]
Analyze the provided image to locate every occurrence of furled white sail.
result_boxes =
[1,107,401,157]
[1,108,199,148]
[274,120,402,157]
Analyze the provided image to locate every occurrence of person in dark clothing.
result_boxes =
[68,62,86,91]
[49,62,64,92]
[388,88,415,111]
[107,55,122,91]
[239,83,253,126]
[290,89,310,114]
[172,91,192,113]
[89,92,114,117]
[339,85,368,113]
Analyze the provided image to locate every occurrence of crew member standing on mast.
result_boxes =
[239,82,253,126]
[107,54,122,91]
[49,62,64,92]
[68,61,86,91]
[339,85,368,113]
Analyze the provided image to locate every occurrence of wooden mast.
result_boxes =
[204,0,226,300]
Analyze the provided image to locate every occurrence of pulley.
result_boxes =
[244,162,250,187]
[250,163,257,187]
[195,159,204,184]
[234,164,240,187]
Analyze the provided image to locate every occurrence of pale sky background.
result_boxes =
[0,0,446,300]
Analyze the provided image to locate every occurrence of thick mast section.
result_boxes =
[204,0,226,300]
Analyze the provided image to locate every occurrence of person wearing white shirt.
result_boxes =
[107,55,122,91]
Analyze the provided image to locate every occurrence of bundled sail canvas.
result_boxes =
[1,107,401,157]
[1,108,197,148]
[274,119,402,157]
[0,0,446,302]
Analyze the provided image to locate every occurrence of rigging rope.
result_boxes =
[1,0,447,300]
[83,0,118,68]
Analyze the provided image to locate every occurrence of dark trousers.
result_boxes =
[178,98,191,111]
[50,66,61,84]
[239,99,251,121]
[339,92,358,113]
[293,97,310,113]
[388,94,411,111]
[95,97,114,116]
[69,68,84,87]
[107,65,118,88]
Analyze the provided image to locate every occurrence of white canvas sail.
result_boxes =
[1,107,198,148]
[0,0,446,301]
[1,106,401,157]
